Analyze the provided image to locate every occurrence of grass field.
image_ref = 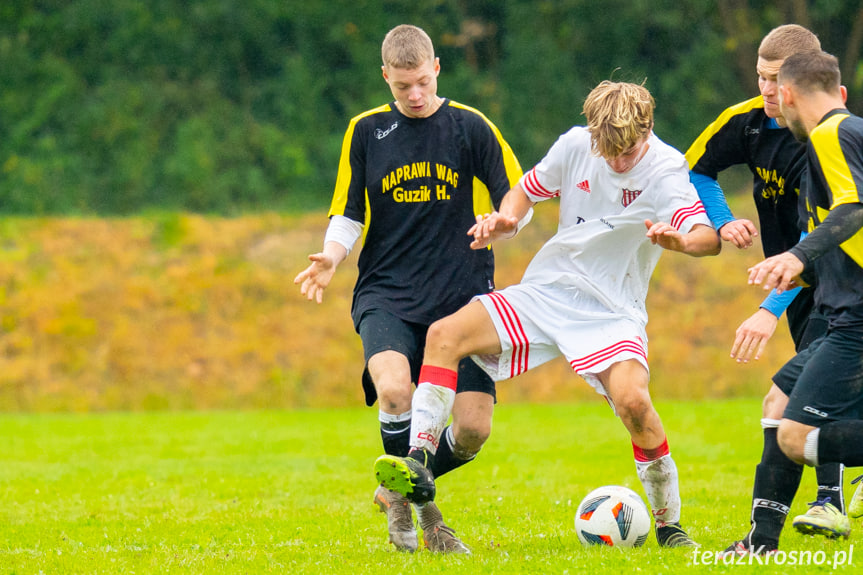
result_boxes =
[0,399,859,574]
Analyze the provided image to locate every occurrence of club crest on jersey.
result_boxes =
[621,188,642,207]
[375,122,399,140]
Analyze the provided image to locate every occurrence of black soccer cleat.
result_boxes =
[720,539,778,558]
[374,451,436,504]
[656,521,698,548]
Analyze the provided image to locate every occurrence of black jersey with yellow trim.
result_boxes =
[685,96,806,257]
[328,98,522,327]
[803,109,863,327]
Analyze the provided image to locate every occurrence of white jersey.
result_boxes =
[519,127,711,326]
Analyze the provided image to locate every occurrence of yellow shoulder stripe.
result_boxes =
[685,96,764,168]
[810,113,857,207]
[448,101,522,223]
[810,113,863,267]
[328,104,392,219]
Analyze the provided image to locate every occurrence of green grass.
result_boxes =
[0,399,859,573]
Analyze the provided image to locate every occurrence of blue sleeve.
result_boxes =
[758,231,808,318]
[690,171,735,230]
[759,287,801,318]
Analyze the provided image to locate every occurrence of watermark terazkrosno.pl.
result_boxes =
[692,545,854,568]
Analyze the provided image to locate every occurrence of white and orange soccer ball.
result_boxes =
[574,485,652,547]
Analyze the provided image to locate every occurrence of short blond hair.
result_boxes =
[583,81,654,158]
[381,24,435,70]
[758,24,821,61]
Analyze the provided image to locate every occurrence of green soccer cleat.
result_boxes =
[849,475,863,519]
[656,521,698,548]
[374,451,436,504]
[792,498,850,539]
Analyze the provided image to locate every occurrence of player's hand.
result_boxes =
[719,219,758,249]
[294,252,337,303]
[644,220,686,251]
[730,308,779,363]
[468,212,519,249]
[747,252,805,294]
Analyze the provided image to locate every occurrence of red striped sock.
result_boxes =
[632,437,670,462]
[418,365,458,392]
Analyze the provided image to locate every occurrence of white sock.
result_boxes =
[410,382,455,455]
[804,428,820,467]
[635,454,681,525]
[379,409,412,424]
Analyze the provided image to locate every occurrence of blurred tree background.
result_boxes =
[3,1,860,410]
[2,0,861,215]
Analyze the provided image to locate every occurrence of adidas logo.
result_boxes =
[577,180,591,193]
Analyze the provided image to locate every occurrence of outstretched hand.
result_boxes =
[294,252,337,303]
[468,212,519,249]
[720,218,759,249]
[730,308,779,363]
[747,252,806,294]
[644,219,686,252]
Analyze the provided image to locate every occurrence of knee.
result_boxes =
[375,379,413,412]
[426,317,466,360]
[762,385,788,419]
[614,392,653,431]
[777,423,806,465]
[452,419,492,454]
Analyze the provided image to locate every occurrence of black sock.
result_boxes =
[815,463,845,513]
[818,420,863,467]
[429,425,475,479]
[746,427,803,549]
[380,419,411,456]
[407,446,432,468]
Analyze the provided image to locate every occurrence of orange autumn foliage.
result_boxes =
[0,208,790,412]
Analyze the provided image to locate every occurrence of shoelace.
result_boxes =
[807,496,832,508]
[427,525,464,551]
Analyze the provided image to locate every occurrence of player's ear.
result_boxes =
[779,84,793,106]
[382,65,389,82]
[841,84,848,104]
[433,57,440,76]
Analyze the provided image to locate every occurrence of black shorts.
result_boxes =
[786,288,828,352]
[774,328,863,427]
[357,308,496,407]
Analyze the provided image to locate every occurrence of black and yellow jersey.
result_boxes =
[685,96,806,257]
[802,109,863,327]
[329,98,522,327]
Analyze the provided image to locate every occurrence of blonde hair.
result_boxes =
[758,24,821,61]
[582,81,654,158]
[381,24,435,70]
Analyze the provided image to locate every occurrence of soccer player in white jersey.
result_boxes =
[374,80,721,548]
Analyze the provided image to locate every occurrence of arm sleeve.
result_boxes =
[519,132,569,202]
[789,203,863,267]
[759,287,802,318]
[759,230,808,318]
[690,171,735,230]
[323,215,364,255]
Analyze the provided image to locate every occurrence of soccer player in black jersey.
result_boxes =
[749,48,863,534]
[294,24,523,553]
[685,25,850,554]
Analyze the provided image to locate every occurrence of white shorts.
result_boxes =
[471,283,649,398]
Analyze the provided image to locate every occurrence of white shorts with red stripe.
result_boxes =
[470,282,649,397]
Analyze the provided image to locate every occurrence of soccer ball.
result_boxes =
[575,485,651,547]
